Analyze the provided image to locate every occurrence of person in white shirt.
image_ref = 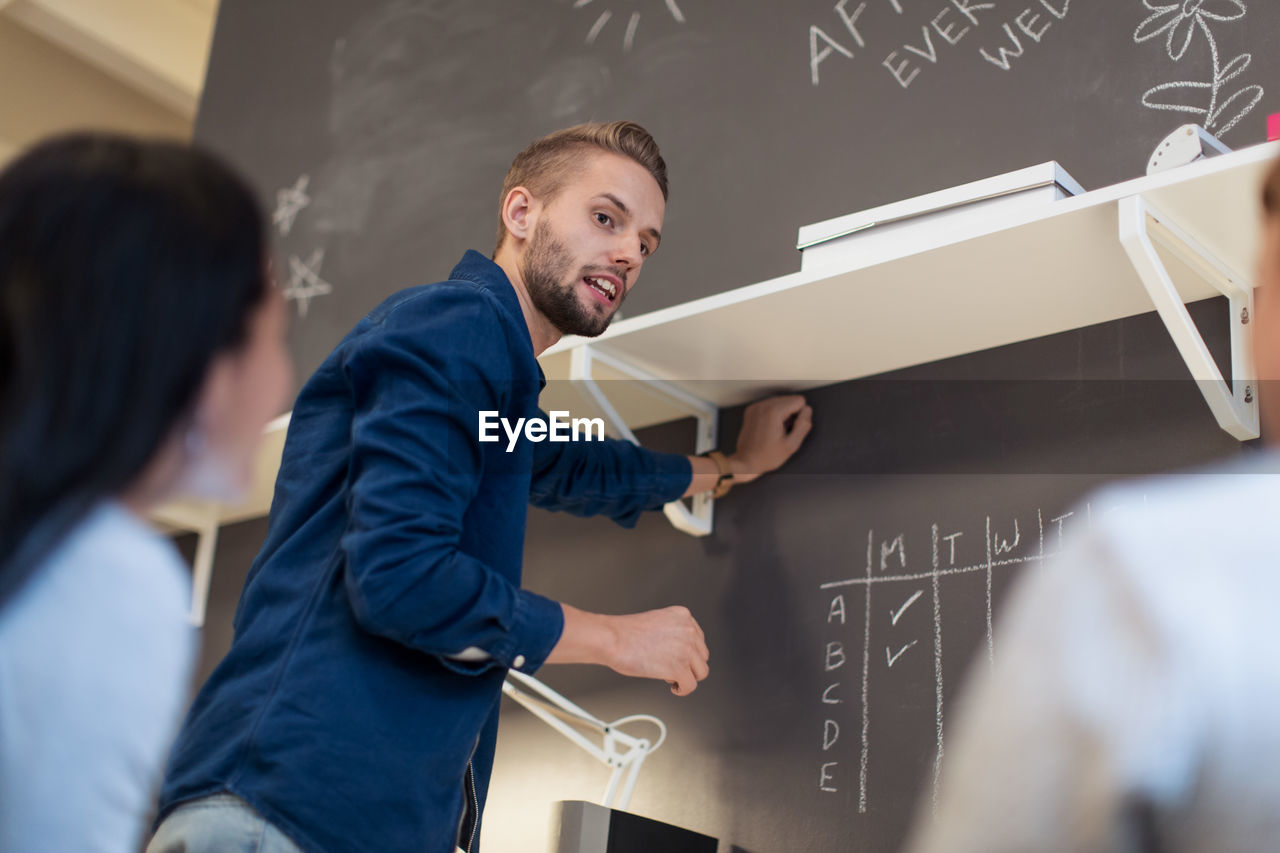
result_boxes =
[904,154,1280,853]
[0,133,292,853]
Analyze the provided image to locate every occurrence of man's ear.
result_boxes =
[502,187,537,243]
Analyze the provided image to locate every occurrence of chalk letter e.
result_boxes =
[820,761,838,792]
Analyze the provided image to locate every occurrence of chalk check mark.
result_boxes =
[886,640,918,668]
[890,589,924,626]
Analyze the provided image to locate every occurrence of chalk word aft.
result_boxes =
[478,411,605,452]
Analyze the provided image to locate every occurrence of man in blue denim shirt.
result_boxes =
[150,122,811,853]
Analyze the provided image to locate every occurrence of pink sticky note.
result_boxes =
[1269,113,1280,142]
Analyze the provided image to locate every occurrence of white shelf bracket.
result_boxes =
[149,501,220,627]
[187,520,219,628]
[149,499,220,625]
[1118,195,1259,441]
[567,344,719,537]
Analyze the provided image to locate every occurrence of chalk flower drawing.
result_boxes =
[1133,0,1263,135]
[570,0,685,52]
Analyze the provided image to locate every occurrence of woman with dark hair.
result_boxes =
[0,133,291,852]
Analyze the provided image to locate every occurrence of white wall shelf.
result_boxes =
[538,142,1278,432]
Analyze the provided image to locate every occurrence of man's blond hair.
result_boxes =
[494,121,668,255]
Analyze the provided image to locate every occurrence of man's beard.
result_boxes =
[521,219,622,338]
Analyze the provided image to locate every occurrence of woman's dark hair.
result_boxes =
[0,133,269,608]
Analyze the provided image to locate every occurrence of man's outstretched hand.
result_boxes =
[548,603,710,696]
[729,394,813,484]
[605,606,710,696]
[683,394,812,498]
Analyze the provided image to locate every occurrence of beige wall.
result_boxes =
[0,16,193,168]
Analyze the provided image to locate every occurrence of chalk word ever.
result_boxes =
[478,411,605,452]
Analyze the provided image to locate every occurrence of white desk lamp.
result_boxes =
[501,671,666,811]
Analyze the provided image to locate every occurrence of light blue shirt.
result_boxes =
[907,455,1280,853]
[0,502,195,853]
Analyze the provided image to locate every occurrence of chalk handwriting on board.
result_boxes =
[273,174,311,236]
[929,524,943,813]
[809,1,867,87]
[880,533,906,571]
[858,531,873,812]
[570,0,686,52]
[975,2,1070,71]
[283,248,334,317]
[812,496,1146,813]
[808,1,1072,89]
[885,640,919,667]
[1133,0,1263,136]
[889,589,924,625]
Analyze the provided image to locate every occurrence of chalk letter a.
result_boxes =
[810,25,853,86]
[828,594,847,624]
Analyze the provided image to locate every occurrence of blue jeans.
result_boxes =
[146,793,306,853]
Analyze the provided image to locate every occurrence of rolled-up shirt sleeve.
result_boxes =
[338,287,563,675]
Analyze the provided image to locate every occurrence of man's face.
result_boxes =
[520,151,665,338]
[1253,217,1280,439]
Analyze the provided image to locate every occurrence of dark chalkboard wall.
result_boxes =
[500,298,1245,853]
[197,0,1278,384]
[184,301,1246,853]
[189,2,1273,851]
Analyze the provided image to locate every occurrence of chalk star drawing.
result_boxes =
[1133,0,1263,136]
[283,248,333,317]
[571,0,685,52]
[273,175,311,236]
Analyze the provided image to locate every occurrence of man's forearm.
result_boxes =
[544,602,711,696]
[544,603,617,666]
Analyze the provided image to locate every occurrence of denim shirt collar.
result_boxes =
[449,250,546,389]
